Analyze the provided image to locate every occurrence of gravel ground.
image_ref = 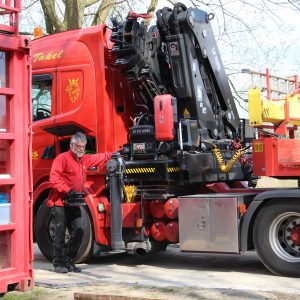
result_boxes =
[3,243,300,300]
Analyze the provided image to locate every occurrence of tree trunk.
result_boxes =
[92,0,115,25]
[40,0,65,33]
[147,0,158,14]
[40,0,54,34]
[144,0,158,26]
[65,0,85,30]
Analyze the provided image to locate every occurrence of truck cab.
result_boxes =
[32,25,133,261]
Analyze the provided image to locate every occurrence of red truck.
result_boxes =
[32,3,300,277]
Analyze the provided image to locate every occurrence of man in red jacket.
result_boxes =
[48,132,111,273]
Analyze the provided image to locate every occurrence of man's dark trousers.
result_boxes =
[51,205,83,267]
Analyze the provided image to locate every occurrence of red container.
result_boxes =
[154,94,175,141]
[164,198,178,220]
[150,199,165,219]
[150,221,166,241]
[0,2,33,294]
[252,138,300,177]
[165,221,179,243]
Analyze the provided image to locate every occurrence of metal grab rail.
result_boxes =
[242,68,298,100]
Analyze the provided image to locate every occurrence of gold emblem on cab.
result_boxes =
[32,151,39,159]
[65,78,80,103]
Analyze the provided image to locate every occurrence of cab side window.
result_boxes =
[32,74,52,121]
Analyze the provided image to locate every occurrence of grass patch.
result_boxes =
[160,287,176,293]
[130,284,144,290]
[2,287,46,300]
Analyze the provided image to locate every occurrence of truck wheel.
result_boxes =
[34,200,93,263]
[254,199,300,277]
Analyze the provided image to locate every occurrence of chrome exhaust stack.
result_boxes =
[126,241,152,256]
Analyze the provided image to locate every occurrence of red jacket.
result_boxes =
[47,150,111,207]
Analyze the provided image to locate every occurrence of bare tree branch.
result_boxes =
[144,0,158,26]
[85,0,101,7]
[92,0,127,25]
[23,0,40,10]
[126,0,133,12]
[31,0,300,83]
[228,77,249,112]
[166,0,176,5]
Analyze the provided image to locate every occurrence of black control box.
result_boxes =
[130,125,156,159]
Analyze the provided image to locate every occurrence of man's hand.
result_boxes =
[65,189,86,206]
[67,189,77,198]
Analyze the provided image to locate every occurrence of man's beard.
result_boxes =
[72,149,84,158]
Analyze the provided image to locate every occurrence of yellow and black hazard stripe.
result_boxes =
[124,167,181,174]
[124,167,156,174]
[167,167,181,173]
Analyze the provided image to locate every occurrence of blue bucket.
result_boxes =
[0,193,9,203]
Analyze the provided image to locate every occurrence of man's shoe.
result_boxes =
[65,260,81,273]
[54,265,68,273]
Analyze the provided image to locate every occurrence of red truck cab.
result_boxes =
[32,25,133,261]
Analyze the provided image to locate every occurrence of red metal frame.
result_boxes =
[0,1,33,294]
[266,68,271,100]
[0,1,21,35]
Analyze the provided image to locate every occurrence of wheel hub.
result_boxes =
[289,224,300,246]
[270,212,300,262]
[284,218,300,250]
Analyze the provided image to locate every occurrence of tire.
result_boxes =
[34,200,93,263]
[254,199,300,277]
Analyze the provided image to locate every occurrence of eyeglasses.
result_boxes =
[72,143,86,149]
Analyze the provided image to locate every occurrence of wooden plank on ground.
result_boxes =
[74,293,165,300]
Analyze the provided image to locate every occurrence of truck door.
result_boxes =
[32,72,57,186]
